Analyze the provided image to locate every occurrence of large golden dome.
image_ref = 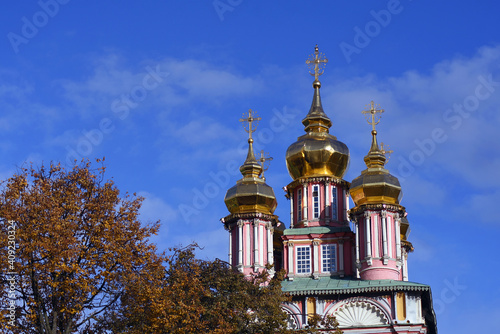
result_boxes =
[224,111,277,215]
[285,79,349,180]
[350,129,402,206]
[286,46,349,180]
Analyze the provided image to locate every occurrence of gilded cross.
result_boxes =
[306,45,328,81]
[380,142,394,160]
[239,109,261,140]
[361,101,385,131]
[259,150,273,179]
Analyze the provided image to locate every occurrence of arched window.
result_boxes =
[331,186,338,220]
[312,185,320,219]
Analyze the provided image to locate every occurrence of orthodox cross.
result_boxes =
[259,150,273,179]
[362,101,385,131]
[306,45,328,81]
[239,109,261,140]
[380,142,394,160]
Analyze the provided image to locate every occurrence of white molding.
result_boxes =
[328,297,391,328]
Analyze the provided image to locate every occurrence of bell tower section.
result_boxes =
[221,109,283,278]
[282,46,355,280]
[349,102,414,281]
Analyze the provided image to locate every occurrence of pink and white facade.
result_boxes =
[224,214,282,278]
[351,205,406,281]
[282,177,355,280]
[222,47,437,333]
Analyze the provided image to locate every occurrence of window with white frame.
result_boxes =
[296,246,311,274]
[322,244,337,273]
[297,188,302,222]
[331,187,337,220]
[312,185,319,219]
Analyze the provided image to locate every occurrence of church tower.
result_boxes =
[349,102,413,281]
[221,46,437,333]
[221,109,283,278]
[282,46,355,280]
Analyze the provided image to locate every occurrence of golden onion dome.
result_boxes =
[285,46,349,180]
[224,111,277,215]
[350,128,402,206]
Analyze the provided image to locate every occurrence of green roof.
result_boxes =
[283,226,352,236]
[281,277,430,295]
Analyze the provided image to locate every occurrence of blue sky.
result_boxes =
[1,1,500,333]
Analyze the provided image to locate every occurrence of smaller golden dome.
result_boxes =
[224,110,277,215]
[350,129,402,206]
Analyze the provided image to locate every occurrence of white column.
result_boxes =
[342,188,346,221]
[345,190,350,214]
[313,240,320,278]
[303,184,308,221]
[403,251,409,281]
[228,226,232,266]
[245,223,251,266]
[237,221,243,270]
[325,182,330,220]
[259,224,264,266]
[387,214,393,258]
[288,242,294,277]
[373,215,379,258]
[290,193,294,228]
[381,211,388,264]
[365,212,372,259]
[254,221,259,268]
[355,217,360,267]
[267,224,274,265]
[395,215,402,264]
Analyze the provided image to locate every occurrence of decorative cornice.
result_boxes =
[286,176,350,192]
[222,212,280,227]
[349,203,405,219]
[284,283,430,296]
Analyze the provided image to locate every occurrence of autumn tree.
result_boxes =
[0,160,161,334]
[297,314,343,334]
[105,245,343,334]
[104,244,288,333]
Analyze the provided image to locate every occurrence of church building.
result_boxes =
[221,46,438,333]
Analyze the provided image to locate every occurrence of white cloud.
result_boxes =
[169,228,229,261]
[59,55,265,119]
[137,190,178,226]
[455,189,500,225]
[163,58,264,100]
[167,117,240,146]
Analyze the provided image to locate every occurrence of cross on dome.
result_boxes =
[239,109,261,141]
[362,101,385,132]
[380,142,394,160]
[306,45,328,82]
[259,150,273,179]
